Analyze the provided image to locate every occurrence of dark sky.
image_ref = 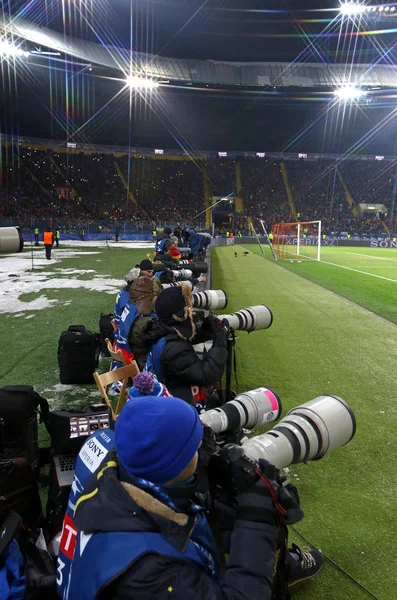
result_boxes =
[3,0,397,153]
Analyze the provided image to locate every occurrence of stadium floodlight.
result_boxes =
[0,40,29,58]
[125,75,159,89]
[339,2,367,16]
[334,86,367,101]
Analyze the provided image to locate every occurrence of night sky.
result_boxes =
[2,0,397,154]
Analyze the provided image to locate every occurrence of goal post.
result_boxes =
[272,220,322,261]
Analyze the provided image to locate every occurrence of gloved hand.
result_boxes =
[201,315,224,337]
[197,425,219,494]
[213,318,230,347]
[199,424,219,467]
[234,459,304,526]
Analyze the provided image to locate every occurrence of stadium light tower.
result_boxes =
[334,86,367,101]
[125,75,159,89]
[339,2,367,16]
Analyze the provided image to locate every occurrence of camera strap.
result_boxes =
[253,467,291,599]
[231,330,239,392]
[272,528,291,600]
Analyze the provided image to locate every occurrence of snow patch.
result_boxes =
[61,240,154,249]
[53,268,97,275]
[0,248,123,313]
[49,384,77,392]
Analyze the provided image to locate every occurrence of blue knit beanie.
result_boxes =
[115,396,203,484]
[127,372,171,401]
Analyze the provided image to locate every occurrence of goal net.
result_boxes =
[272,221,322,261]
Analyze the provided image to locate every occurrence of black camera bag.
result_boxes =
[58,325,99,384]
[0,385,50,470]
[0,386,50,525]
[99,313,114,356]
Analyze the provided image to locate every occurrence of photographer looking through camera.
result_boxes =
[60,397,322,600]
[143,285,229,409]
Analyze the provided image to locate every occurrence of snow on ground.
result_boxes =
[59,240,154,249]
[40,359,111,409]
[0,245,124,314]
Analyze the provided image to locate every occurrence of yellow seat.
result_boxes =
[93,361,140,420]
[105,337,128,367]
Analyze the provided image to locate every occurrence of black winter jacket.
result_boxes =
[72,451,278,600]
[142,318,228,403]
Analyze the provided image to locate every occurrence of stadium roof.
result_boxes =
[3,17,397,90]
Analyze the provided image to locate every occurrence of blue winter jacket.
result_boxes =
[67,451,278,600]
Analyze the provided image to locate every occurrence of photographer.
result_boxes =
[65,396,314,600]
[114,267,140,321]
[155,226,173,256]
[143,285,229,407]
[128,278,162,369]
[169,236,182,260]
[114,277,161,368]
[138,259,154,277]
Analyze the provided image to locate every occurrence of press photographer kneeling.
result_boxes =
[61,396,319,600]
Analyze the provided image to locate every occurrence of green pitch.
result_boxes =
[0,242,395,599]
[254,244,397,323]
[212,245,397,600]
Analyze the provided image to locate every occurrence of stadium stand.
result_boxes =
[0,143,396,236]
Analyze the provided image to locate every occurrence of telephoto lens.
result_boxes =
[184,262,208,274]
[153,261,208,275]
[193,290,228,311]
[173,262,208,275]
[0,227,24,254]
[162,281,193,290]
[172,269,193,280]
[241,395,356,469]
[200,388,281,432]
[217,305,273,332]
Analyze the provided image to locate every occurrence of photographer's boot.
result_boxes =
[287,543,324,586]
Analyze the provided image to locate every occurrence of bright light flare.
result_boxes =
[334,86,367,101]
[0,40,29,58]
[339,2,367,16]
[125,75,159,89]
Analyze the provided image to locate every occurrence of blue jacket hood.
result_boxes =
[73,450,200,553]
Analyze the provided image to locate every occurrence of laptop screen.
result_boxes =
[49,406,111,454]
[70,414,110,439]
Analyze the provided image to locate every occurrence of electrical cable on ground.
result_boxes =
[291,525,380,599]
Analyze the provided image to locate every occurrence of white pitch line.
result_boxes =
[319,258,397,283]
[348,252,397,264]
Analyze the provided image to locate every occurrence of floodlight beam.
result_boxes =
[125,75,159,89]
[339,2,367,17]
[0,40,29,58]
[334,86,367,101]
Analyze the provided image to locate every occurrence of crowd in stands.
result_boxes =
[208,157,237,198]
[120,156,205,225]
[241,157,292,227]
[0,144,396,235]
